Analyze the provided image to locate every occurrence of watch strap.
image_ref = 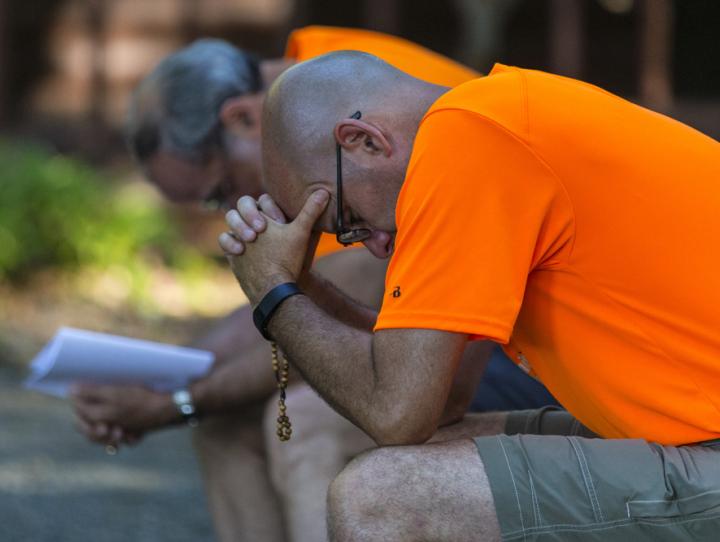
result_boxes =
[252,282,302,341]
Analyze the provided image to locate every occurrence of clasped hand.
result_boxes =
[71,384,173,449]
[218,190,330,305]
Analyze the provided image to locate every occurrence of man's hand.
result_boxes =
[218,190,329,305]
[71,384,179,449]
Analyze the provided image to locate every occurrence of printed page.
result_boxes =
[25,327,214,397]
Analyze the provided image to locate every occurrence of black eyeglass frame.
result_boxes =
[336,111,372,246]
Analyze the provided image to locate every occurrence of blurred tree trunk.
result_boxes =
[639,0,673,110]
[453,0,521,72]
[363,0,400,35]
[87,0,108,126]
[0,0,7,126]
[180,0,200,44]
[549,0,585,78]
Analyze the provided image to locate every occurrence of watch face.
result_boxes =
[172,389,195,418]
[173,390,192,404]
[171,389,197,426]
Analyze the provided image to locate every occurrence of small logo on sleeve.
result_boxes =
[392,286,402,298]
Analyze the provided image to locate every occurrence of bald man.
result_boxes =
[73,31,557,542]
[221,51,720,541]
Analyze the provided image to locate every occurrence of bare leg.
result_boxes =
[193,401,285,542]
[265,384,375,542]
[327,438,501,542]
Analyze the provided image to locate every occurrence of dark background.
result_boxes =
[0,0,717,160]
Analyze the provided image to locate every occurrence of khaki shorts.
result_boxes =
[474,408,720,541]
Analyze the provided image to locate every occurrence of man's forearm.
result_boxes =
[183,304,280,416]
[190,304,261,363]
[220,191,467,445]
[268,293,377,432]
[268,293,466,445]
[299,270,378,331]
[439,341,493,426]
[190,340,277,415]
[189,250,383,416]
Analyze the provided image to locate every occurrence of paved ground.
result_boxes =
[0,363,216,542]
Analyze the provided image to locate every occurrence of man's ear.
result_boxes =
[334,119,392,158]
[220,95,263,134]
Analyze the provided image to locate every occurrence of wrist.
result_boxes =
[153,393,185,426]
[249,272,295,307]
[253,282,303,341]
[266,293,303,341]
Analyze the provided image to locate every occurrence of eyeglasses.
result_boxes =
[336,111,372,246]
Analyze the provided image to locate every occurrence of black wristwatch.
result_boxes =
[252,282,302,340]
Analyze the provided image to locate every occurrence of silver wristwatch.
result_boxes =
[172,389,199,427]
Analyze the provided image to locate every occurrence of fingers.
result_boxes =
[71,385,152,450]
[70,383,113,403]
[219,231,245,255]
[71,384,125,424]
[75,418,110,444]
[258,193,287,224]
[73,398,114,425]
[293,190,330,232]
[76,420,130,451]
[236,194,276,231]
[225,209,258,242]
[226,194,287,236]
[109,425,124,445]
[222,194,291,255]
[75,417,100,441]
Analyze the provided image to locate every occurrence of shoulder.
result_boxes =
[423,66,528,141]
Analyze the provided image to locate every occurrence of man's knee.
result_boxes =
[327,447,418,541]
[327,441,500,542]
[327,448,385,541]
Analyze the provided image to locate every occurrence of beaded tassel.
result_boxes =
[271,342,292,441]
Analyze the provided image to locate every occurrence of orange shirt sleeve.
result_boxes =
[374,109,574,341]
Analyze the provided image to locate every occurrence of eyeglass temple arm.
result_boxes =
[336,112,361,234]
[336,144,344,233]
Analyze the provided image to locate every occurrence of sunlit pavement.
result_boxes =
[0,365,216,542]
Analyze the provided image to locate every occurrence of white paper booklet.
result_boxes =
[25,327,214,397]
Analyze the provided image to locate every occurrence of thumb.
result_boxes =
[293,190,330,232]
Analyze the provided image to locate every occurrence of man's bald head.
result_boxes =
[264,51,409,168]
[261,51,445,233]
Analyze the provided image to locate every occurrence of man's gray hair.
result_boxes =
[126,38,262,163]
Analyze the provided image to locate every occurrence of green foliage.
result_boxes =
[0,141,205,286]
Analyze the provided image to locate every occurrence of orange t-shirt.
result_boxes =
[375,64,720,445]
[284,26,479,258]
